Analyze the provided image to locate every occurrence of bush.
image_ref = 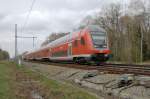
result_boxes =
[0,49,9,60]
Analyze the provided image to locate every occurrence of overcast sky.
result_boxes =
[0,0,125,57]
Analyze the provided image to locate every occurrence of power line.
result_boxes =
[17,36,37,48]
[21,0,36,33]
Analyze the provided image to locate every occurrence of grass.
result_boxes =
[0,62,16,99]
[21,64,99,99]
[0,61,99,99]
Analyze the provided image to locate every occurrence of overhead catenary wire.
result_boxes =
[21,0,36,33]
[15,0,37,59]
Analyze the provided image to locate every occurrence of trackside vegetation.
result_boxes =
[0,49,9,60]
[0,62,15,99]
[0,61,99,99]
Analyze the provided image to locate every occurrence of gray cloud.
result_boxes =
[0,0,123,57]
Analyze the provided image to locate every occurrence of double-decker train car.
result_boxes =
[23,25,111,64]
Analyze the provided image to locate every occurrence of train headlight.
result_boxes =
[94,45,98,48]
[104,54,108,57]
[94,44,107,48]
[103,45,107,48]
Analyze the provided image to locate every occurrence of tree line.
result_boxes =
[0,48,9,60]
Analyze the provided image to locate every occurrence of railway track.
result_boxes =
[25,61,150,76]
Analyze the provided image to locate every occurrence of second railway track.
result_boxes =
[25,61,150,76]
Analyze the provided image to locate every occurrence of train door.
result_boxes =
[68,43,72,56]
[49,48,52,57]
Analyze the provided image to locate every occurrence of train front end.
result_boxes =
[88,25,110,62]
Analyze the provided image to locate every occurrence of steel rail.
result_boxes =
[24,61,150,76]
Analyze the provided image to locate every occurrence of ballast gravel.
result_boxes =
[23,62,150,99]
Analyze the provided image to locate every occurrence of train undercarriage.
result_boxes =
[73,53,109,65]
[24,53,109,65]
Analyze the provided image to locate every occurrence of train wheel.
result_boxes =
[78,57,87,65]
[73,57,87,65]
[73,57,79,64]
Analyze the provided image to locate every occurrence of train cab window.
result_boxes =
[80,37,85,45]
[74,40,78,47]
[91,31,107,48]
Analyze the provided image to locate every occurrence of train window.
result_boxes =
[80,37,85,45]
[74,40,78,47]
[52,50,67,57]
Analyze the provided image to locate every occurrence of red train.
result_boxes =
[23,25,111,64]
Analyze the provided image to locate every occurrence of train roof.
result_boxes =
[27,25,105,55]
[28,31,77,54]
[86,25,106,32]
